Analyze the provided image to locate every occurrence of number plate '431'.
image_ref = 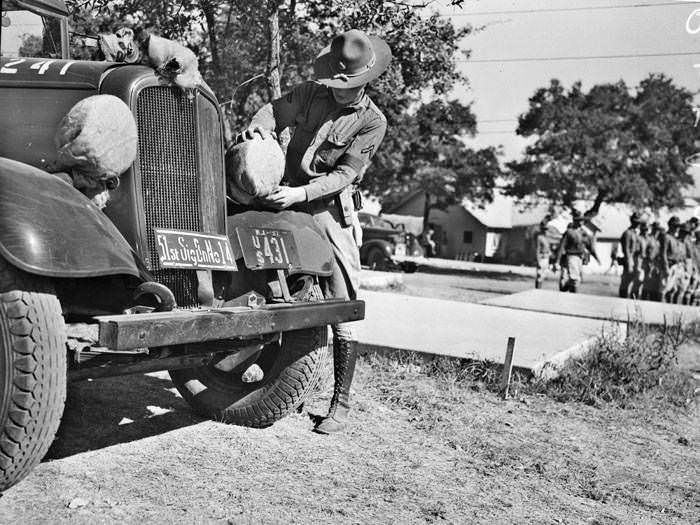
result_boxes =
[236,227,301,270]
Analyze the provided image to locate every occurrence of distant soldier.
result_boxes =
[555,209,599,293]
[619,212,640,298]
[683,222,700,305]
[671,223,693,303]
[534,220,551,289]
[691,229,700,305]
[660,216,683,303]
[632,220,650,299]
[642,221,662,301]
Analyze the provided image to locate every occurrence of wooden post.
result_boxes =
[500,337,516,399]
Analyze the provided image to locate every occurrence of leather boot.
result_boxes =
[313,338,357,435]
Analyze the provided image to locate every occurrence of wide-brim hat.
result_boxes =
[314,29,392,89]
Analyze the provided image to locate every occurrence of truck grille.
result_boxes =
[136,87,201,307]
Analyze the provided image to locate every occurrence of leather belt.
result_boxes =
[307,196,337,212]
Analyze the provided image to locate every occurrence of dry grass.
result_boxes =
[2,312,698,523]
[1,346,698,524]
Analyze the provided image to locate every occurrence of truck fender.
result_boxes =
[227,210,334,276]
[0,157,140,278]
[360,239,393,261]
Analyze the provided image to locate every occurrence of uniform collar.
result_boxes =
[318,83,370,112]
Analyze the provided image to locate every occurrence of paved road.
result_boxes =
[368,266,620,303]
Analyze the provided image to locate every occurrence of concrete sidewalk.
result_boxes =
[354,290,619,375]
[482,289,700,326]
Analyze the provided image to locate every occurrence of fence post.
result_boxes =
[500,337,516,399]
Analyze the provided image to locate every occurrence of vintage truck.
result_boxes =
[0,0,364,491]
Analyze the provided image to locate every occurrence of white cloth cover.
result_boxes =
[54,94,138,182]
[225,135,285,204]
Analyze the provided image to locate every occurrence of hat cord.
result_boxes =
[331,51,376,81]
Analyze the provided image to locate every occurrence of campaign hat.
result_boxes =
[314,29,392,88]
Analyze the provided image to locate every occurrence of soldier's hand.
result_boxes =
[260,186,306,209]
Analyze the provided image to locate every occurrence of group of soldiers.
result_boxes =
[618,212,700,304]
[534,208,700,302]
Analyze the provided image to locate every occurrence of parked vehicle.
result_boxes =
[358,212,418,272]
[0,0,364,491]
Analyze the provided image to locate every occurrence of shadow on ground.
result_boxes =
[416,265,533,282]
[44,372,204,461]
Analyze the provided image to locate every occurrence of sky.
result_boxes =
[433,0,700,161]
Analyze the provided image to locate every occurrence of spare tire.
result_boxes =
[169,283,329,427]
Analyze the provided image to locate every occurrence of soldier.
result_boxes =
[534,220,551,289]
[683,221,700,305]
[675,222,695,304]
[660,216,683,303]
[555,209,599,293]
[245,29,392,434]
[619,212,640,298]
[642,221,662,301]
[692,229,700,305]
[632,220,650,299]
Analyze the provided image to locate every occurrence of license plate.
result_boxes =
[236,227,301,270]
[154,229,238,271]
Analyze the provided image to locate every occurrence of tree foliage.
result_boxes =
[65,0,502,223]
[507,75,698,214]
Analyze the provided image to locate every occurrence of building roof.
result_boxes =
[462,192,550,229]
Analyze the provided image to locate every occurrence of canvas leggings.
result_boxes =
[559,255,583,293]
[642,263,661,301]
[535,257,549,289]
[660,263,684,303]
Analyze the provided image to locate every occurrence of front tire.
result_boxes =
[0,259,66,492]
[169,284,329,428]
[366,247,388,271]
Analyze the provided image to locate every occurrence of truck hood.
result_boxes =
[0,57,134,89]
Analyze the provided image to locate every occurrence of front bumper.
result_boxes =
[96,299,365,351]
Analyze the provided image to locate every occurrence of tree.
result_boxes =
[506,75,698,215]
[64,0,502,227]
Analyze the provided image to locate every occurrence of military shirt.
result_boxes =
[535,232,551,258]
[661,232,682,270]
[556,225,597,262]
[620,227,639,269]
[645,234,660,264]
[250,81,387,202]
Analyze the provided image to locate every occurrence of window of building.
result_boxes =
[463,230,473,244]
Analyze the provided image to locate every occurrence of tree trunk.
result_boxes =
[585,191,607,218]
[201,1,221,77]
[267,2,283,100]
[422,192,432,233]
[266,1,289,149]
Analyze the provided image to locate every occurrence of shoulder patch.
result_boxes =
[361,144,375,157]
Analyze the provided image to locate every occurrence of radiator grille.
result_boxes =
[136,87,200,307]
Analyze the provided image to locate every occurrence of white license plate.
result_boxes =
[154,229,238,271]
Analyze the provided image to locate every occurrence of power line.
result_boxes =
[440,2,693,17]
[458,51,700,63]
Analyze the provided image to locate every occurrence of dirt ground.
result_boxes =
[1,269,698,524]
[0,361,697,524]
